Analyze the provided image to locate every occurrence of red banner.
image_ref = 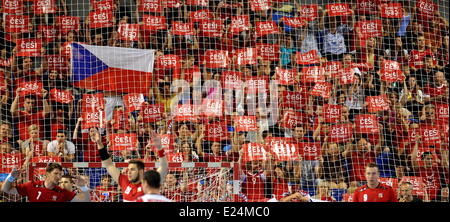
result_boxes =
[366,95,390,112]
[255,21,278,37]
[56,16,80,34]
[0,153,23,174]
[282,17,307,28]
[186,0,208,6]
[18,81,43,96]
[296,50,320,65]
[380,60,404,83]
[30,156,62,163]
[205,122,228,142]
[171,21,195,36]
[123,93,145,112]
[310,82,332,99]
[190,9,213,22]
[301,66,325,83]
[281,91,307,110]
[163,0,182,8]
[355,114,379,134]
[242,143,269,162]
[222,71,243,90]
[200,20,223,38]
[356,20,383,39]
[5,15,30,33]
[400,176,426,198]
[82,93,105,113]
[326,3,352,16]
[82,110,105,129]
[322,104,342,123]
[250,0,271,11]
[270,143,300,161]
[420,125,441,147]
[245,76,269,94]
[138,0,162,12]
[234,116,258,132]
[299,4,318,21]
[110,133,138,151]
[281,110,307,129]
[230,15,251,34]
[380,3,403,18]
[329,123,353,143]
[118,24,139,41]
[2,0,24,14]
[416,0,437,17]
[46,55,67,72]
[141,103,164,123]
[16,39,42,57]
[340,68,356,85]
[256,43,280,61]
[142,15,167,31]
[89,10,114,28]
[356,0,378,15]
[174,104,197,122]
[202,99,223,117]
[166,152,184,163]
[379,178,399,191]
[49,88,73,104]
[276,67,297,85]
[323,61,343,78]
[157,54,181,70]
[38,25,58,42]
[34,0,57,14]
[92,0,114,11]
[160,134,175,152]
[435,103,449,120]
[298,142,322,161]
[234,48,257,65]
[204,50,229,68]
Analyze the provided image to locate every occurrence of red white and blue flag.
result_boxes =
[71,43,155,94]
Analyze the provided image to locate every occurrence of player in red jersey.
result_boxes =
[136,170,171,202]
[1,163,90,202]
[352,163,398,202]
[95,130,168,202]
[240,158,272,202]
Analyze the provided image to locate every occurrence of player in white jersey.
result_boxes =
[136,170,171,202]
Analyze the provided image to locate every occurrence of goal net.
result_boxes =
[0,0,448,202]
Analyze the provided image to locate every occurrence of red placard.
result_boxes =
[255,21,278,38]
[435,103,449,120]
[416,0,437,17]
[142,15,167,31]
[38,25,58,42]
[49,88,73,104]
[245,76,269,94]
[31,156,62,163]
[2,0,24,14]
[256,43,280,61]
[46,55,67,72]
[141,103,164,123]
[34,0,57,14]
[171,21,195,36]
[118,24,139,41]
[280,110,307,129]
[163,0,182,8]
[400,176,426,198]
[110,133,138,151]
[82,93,105,113]
[173,104,197,122]
[16,39,42,57]
[250,0,271,11]
[18,81,43,96]
[379,178,399,191]
[296,50,320,65]
[204,122,228,142]
[222,71,243,90]
[160,134,175,152]
[0,153,23,174]
[5,15,30,33]
[265,137,289,149]
[310,82,332,99]
[419,125,441,147]
[322,104,342,124]
[204,50,229,68]
[281,91,307,110]
[186,0,208,6]
[89,10,114,28]
[276,67,297,85]
[355,20,383,39]
[230,15,251,34]
[189,9,213,22]
[298,142,322,161]
[366,95,390,112]
[323,61,343,78]
[56,16,80,34]
[299,4,318,21]
[92,0,114,11]
[355,114,379,134]
[82,110,105,129]
[282,17,307,28]
[157,54,181,70]
[340,68,356,85]
[356,0,378,15]
[301,66,325,83]
[380,3,403,18]
[138,0,162,13]
[202,99,223,117]
[270,143,300,161]
[167,152,184,163]
[326,3,352,16]
[242,143,269,162]
[200,20,223,38]
[234,116,258,132]
[329,123,353,143]
[234,48,257,65]
[380,60,404,83]
[123,93,145,112]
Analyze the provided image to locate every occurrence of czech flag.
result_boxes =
[71,43,155,94]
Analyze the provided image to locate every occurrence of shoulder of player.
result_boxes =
[354,184,369,193]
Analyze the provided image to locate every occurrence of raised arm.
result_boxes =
[1,167,21,195]
[95,131,120,183]
[71,175,91,202]
[152,132,168,185]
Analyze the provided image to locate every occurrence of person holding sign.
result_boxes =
[94,130,168,202]
[352,163,397,202]
[1,163,90,202]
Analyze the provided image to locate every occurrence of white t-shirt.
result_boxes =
[47,140,76,155]
[136,194,172,202]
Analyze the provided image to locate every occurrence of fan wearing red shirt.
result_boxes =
[409,35,436,71]
[343,138,377,183]
[94,130,168,202]
[1,163,90,202]
[353,163,398,202]
[72,117,103,162]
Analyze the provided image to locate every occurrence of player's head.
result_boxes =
[365,163,380,186]
[127,160,145,184]
[142,170,161,193]
[46,163,63,186]
[59,175,74,192]
[399,182,413,198]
